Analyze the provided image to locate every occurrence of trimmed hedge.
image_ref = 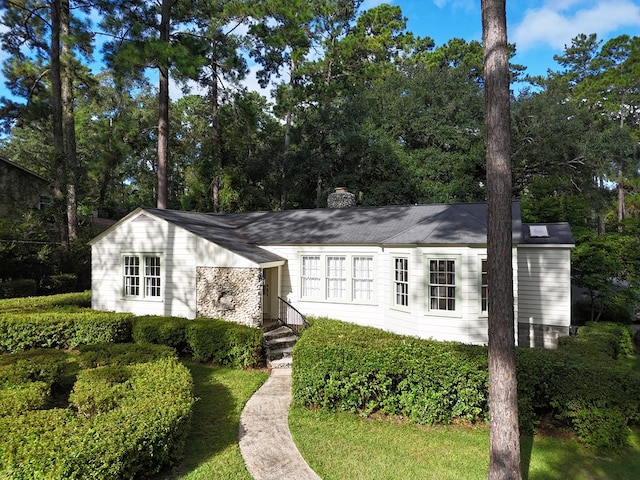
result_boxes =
[132,315,190,355]
[0,348,194,479]
[558,322,634,359]
[186,318,263,368]
[132,316,263,367]
[293,319,488,424]
[0,310,134,353]
[39,273,78,295]
[0,279,37,299]
[0,291,92,314]
[293,318,640,451]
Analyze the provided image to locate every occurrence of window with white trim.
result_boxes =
[123,254,162,299]
[300,253,376,303]
[301,255,321,298]
[326,256,347,299]
[393,257,409,307]
[145,256,161,297]
[429,259,456,311]
[352,256,374,301]
[481,258,488,314]
[123,256,140,296]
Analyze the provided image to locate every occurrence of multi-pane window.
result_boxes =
[353,256,374,301]
[394,257,409,307]
[300,254,375,303]
[123,254,161,298]
[481,258,488,314]
[429,259,456,311]
[326,256,347,299]
[301,255,321,298]
[124,256,140,296]
[145,256,161,297]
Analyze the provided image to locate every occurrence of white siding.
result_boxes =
[517,247,571,326]
[517,246,572,348]
[264,244,499,345]
[91,212,258,319]
[263,245,386,329]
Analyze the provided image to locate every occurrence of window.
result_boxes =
[429,259,456,311]
[481,258,488,314]
[394,257,409,307]
[123,256,140,296]
[301,255,321,298]
[123,254,161,299]
[353,256,374,301]
[300,253,375,303]
[326,256,347,299]
[145,256,161,297]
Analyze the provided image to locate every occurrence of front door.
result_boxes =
[261,267,280,321]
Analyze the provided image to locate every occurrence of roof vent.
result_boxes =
[327,187,356,208]
[529,225,549,238]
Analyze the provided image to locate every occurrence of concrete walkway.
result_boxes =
[238,368,321,480]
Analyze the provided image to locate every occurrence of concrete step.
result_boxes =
[266,334,298,350]
[264,325,296,341]
[268,356,293,369]
[262,318,282,333]
[266,344,294,361]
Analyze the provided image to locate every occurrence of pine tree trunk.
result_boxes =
[211,41,221,213]
[61,0,78,241]
[50,0,65,240]
[156,0,171,210]
[482,1,522,478]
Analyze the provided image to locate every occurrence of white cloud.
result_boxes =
[431,0,475,10]
[512,0,640,52]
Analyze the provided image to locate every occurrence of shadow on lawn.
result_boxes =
[156,363,238,479]
[520,430,640,480]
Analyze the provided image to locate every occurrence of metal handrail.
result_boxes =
[277,296,308,335]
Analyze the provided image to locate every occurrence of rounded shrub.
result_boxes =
[132,315,190,355]
[186,318,263,367]
[0,352,195,479]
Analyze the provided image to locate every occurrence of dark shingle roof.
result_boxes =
[521,223,574,245]
[122,202,572,265]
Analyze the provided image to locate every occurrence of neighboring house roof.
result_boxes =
[92,202,574,265]
[0,157,51,184]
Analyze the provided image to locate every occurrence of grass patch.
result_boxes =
[289,406,640,480]
[158,363,268,480]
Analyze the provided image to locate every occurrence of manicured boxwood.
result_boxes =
[0,310,134,353]
[293,318,640,451]
[39,274,78,295]
[0,291,92,314]
[76,342,177,368]
[186,318,263,368]
[132,315,190,355]
[0,349,195,479]
[0,279,37,299]
[293,318,489,424]
[558,321,634,359]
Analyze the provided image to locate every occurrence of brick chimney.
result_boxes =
[327,187,356,208]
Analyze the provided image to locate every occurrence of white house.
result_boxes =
[89,200,574,348]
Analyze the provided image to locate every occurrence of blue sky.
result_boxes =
[387,0,640,77]
[238,0,640,97]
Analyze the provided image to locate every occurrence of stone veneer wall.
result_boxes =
[196,267,262,327]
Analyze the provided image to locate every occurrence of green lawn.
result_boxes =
[289,406,640,480]
[158,363,268,480]
[157,357,640,480]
